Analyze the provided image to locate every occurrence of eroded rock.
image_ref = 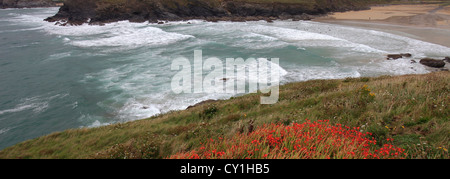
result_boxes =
[45,0,375,25]
[420,58,446,68]
[387,53,412,60]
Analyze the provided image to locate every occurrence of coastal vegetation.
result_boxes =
[0,72,448,159]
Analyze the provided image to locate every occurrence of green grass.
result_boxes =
[0,72,448,159]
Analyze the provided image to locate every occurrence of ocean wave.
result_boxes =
[6,12,195,49]
[167,21,388,53]
[81,55,289,123]
[247,24,342,41]
[0,103,39,115]
[359,58,430,76]
[0,127,11,135]
[284,66,361,82]
[70,25,194,48]
[0,93,68,116]
[0,26,44,33]
[43,52,72,62]
[295,21,450,56]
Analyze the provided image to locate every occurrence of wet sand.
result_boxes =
[315,4,450,47]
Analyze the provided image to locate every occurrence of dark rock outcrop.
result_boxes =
[387,53,412,60]
[1,0,58,8]
[420,58,446,68]
[45,0,97,25]
[45,0,377,25]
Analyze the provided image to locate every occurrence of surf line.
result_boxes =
[171,50,283,104]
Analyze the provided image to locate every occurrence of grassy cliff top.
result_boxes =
[0,72,448,159]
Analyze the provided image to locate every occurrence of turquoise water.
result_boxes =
[1,8,449,150]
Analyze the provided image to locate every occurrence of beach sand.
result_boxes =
[315,4,450,47]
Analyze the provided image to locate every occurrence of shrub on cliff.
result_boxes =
[169,120,407,159]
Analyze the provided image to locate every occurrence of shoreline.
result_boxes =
[315,19,450,48]
[314,4,450,47]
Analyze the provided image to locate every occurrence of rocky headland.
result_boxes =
[43,0,389,25]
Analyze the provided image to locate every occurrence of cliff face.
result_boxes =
[1,0,58,8]
[45,0,389,25]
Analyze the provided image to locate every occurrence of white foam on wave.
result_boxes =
[116,98,162,121]
[43,52,72,62]
[71,25,194,48]
[0,103,39,115]
[359,58,430,76]
[369,30,450,57]
[113,91,234,123]
[0,93,67,116]
[244,23,386,53]
[81,51,289,125]
[0,127,11,135]
[176,21,387,53]
[6,11,195,50]
[88,120,111,128]
[0,26,43,34]
[248,24,342,41]
[200,57,289,94]
[292,21,450,56]
[3,8,58,26]
[233,32,287,49]
[162,21,288,49]
[226,57,288,84]
[284,66,361,82]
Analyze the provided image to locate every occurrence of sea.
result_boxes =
[1,7,449,150]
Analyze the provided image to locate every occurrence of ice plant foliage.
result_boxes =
[169,120,407,159]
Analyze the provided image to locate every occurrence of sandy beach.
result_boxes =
[315,4,450,47]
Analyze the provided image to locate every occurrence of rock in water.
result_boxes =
[387,54,403,60]
[387,53,412,60]
[420,58,446,68]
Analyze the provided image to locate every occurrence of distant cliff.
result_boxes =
[45,0,393,25]
[1,0,58,8]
